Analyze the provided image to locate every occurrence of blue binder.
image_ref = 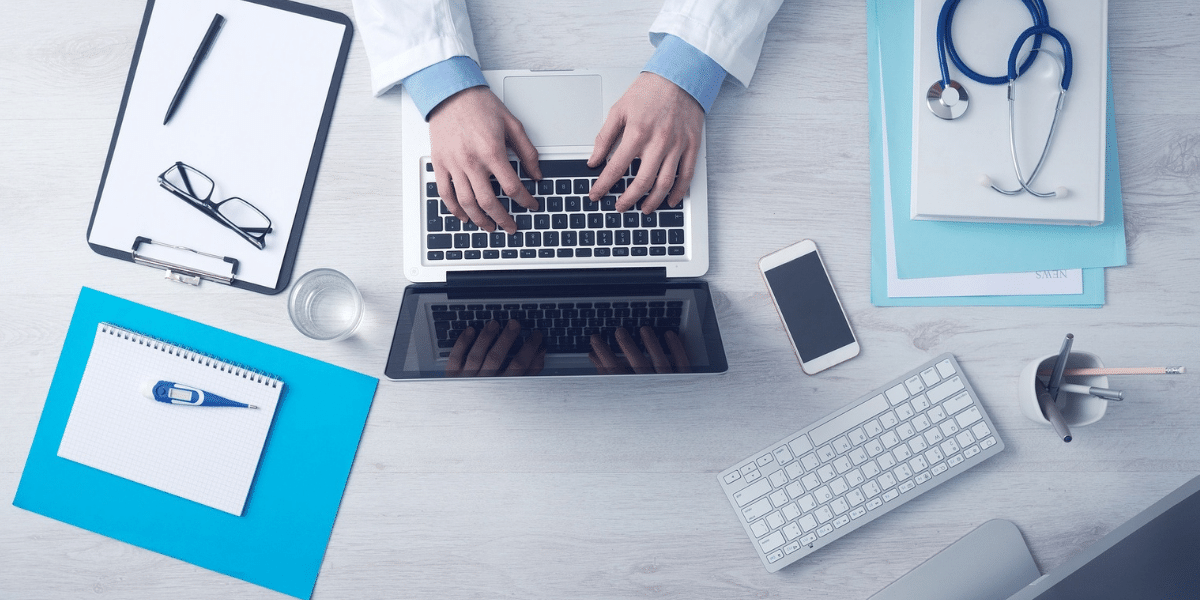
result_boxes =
[14,287,378,599]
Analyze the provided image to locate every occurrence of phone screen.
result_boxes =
[763,251,856,363]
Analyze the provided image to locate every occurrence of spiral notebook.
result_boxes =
[57,322,283,516]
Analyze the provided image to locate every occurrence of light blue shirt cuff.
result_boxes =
[402,56,488,120]
[643,35,727,113]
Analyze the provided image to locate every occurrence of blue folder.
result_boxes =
[13,287,378,599]
[868,0,1114,306]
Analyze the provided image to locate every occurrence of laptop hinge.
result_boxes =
[446,267,666,287]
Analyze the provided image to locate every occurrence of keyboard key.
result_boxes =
[537,159,604,178]
[928,376,965,403]
[920,367,941,387]
[944,392,973,418]
[750,519,770,538]
[742,498,772,522]
[936,359,956,378]
[658,211,684,227]
[885,384,908,405]
[427,234,452,249]
[573,179,590,194]
[427,251,444,260]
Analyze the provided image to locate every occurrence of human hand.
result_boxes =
[587,72,704,214]
[588,326,691,375]
[446,319,546,377]
[429,86,543,234]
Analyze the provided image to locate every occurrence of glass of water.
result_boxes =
[287,268,364,341]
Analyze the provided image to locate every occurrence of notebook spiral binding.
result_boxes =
[99,322,281,388]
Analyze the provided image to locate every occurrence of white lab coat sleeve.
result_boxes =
[649,0,785,87]
[350,0,480,96]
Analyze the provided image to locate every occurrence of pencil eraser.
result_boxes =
[140,380,158,400]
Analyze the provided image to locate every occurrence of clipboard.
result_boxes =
[86,0,353,294]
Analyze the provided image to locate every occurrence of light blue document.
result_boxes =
[14,287,378,599]
[869,0,1104,306]
[873,0,1127,280]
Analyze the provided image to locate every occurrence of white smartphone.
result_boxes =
[759,240,860,375]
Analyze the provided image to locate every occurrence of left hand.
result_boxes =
[587,72,705,214]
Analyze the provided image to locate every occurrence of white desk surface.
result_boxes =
[3,1,1199,598]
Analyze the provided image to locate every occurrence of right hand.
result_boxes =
[428,86,543,234]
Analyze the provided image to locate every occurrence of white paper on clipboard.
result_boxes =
[88,0,347,290]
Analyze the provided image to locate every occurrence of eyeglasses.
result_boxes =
[157,162,272,250]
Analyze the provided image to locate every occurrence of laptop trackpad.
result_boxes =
[503,75,602,147]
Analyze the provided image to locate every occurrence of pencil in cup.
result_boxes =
[1037,366,1186,377]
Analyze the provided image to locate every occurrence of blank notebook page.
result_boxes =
[58,323,283,516]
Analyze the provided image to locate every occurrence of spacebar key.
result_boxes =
[809,394,890,446]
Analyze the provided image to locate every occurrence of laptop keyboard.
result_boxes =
[429,299,686,357]
[422,158,689,263]
[718,354,1004,572]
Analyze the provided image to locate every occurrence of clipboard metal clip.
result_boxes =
[132,237,240,287]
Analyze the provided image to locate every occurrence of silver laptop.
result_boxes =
[399,68,710,283]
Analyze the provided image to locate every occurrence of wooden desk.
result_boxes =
[3,1,1199,598]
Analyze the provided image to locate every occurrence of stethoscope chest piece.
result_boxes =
[926,79,969,120]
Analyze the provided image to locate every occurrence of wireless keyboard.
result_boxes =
[718,354,1004,572]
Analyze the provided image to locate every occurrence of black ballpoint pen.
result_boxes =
[164,13,225,125]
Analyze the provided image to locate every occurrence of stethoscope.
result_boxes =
[927,0,1073,198]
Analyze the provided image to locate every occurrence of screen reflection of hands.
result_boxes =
[446,320,690,377]
[446,319,546,377]
[589,325,691,374]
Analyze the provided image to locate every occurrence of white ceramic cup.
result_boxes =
[1017,351,1109,427]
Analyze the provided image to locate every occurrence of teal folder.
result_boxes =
[13,287,378,599]
[868,0,1111,306]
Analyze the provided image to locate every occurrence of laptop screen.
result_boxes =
[384,280,727,379]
